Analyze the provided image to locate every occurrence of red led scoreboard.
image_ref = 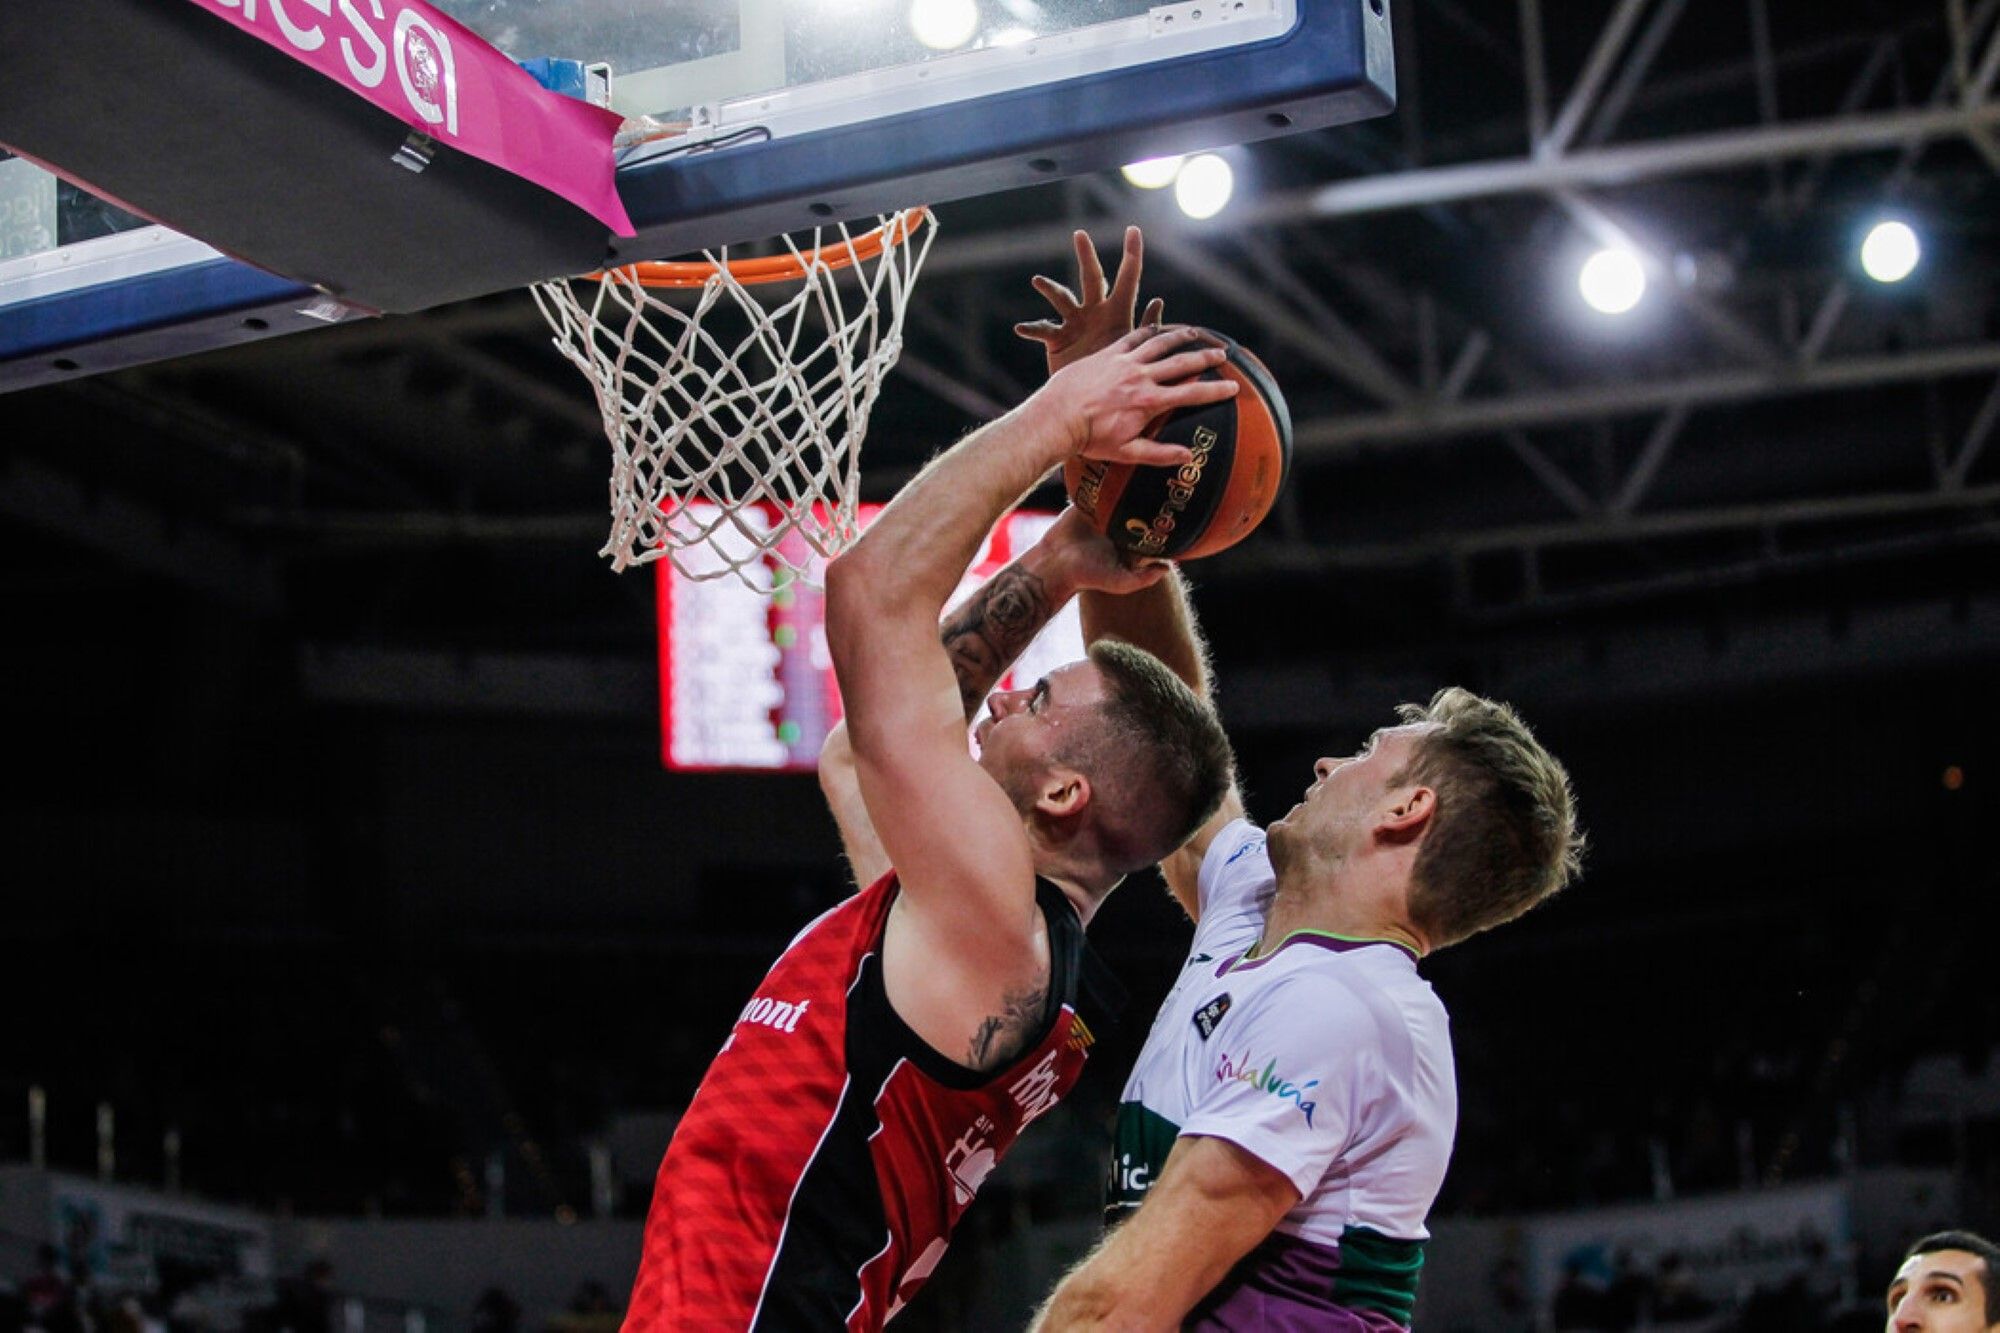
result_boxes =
[658,505,1083,772]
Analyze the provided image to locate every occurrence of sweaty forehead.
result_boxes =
[1035,659,1110,713]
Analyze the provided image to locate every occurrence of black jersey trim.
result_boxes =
[745,879,1126,1330]
[748,1070,860,1330]
[864,877,1107,1090]
[747,1047,897,1330]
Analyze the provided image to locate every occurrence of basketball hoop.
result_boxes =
[532,208,936,585]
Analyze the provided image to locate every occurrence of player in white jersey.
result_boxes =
[1019,228,1586,1331]
[1101,813,1458,1328]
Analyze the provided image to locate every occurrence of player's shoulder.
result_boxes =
[1191,818,1276,936]
[1203,817,1269,870]
[1240,942,1437,1049]
[1228,952,1367,1026]
[1241,950,1378,1010]
[1197,818,1272,893]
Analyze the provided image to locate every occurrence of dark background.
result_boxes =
[3,0,1999,1326]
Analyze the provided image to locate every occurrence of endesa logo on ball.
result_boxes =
[1123,424,1217,558]
[211,0,460,136]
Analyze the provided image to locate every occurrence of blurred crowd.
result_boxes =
[0,1245,623,1333]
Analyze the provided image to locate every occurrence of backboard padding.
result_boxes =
[0,0,610,315]
[0,0,1393,388]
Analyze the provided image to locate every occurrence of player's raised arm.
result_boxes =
[818,509,1168,889]
[816,721,891,887]
[1016,225,1165,376]
[823,329,1235,938]
[1018,225,1249,919]
[1021,226,1218,702]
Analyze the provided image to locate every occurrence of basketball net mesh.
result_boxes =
[531,209,936,585]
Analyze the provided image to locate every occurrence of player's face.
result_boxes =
[1270,723,1432,859]
[974,660,1110,805]
[1887,1251,1997,1332]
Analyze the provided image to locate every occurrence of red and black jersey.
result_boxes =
[627,870,1122,1332]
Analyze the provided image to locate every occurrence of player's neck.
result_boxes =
[1046,874,1110,928]
[1028,828,1123,926]
[1261,868,1426,959]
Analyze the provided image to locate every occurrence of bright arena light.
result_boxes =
[1120,155,1185,190]
[910,0,980,50]
[1173,154,1233,219]
[1860,219,1921,283]
[1578,247,1647,314]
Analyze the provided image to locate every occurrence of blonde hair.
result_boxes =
[1393,687,1584,948]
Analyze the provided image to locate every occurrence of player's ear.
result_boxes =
[1378,785,1434,844]
[1037,769,1091,820]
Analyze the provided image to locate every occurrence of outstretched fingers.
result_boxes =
[1019,229,1170,372]
[1104,226,1144,312]
[1013,273,1083,346]
[1072,229,1109,303]
[1030,272,1081,316]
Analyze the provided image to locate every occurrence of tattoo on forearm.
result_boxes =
[941,567,1053,720]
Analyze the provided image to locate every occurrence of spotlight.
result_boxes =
[1860,219,1920,284]
[910,0,979,50]
[1579,248,1646,315]
[1120,155,1185,190]
[1173,154,1233,220]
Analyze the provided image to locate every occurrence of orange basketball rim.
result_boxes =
[601,208,934,289]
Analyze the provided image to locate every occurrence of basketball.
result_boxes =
[1064,329,1293,562]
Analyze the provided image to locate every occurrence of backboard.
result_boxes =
[659,502,1081,771]
[0,0,1393,389]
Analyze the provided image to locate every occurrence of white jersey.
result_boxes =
[1107,819,1457,1329]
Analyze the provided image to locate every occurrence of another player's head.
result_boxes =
[1889,1232,2000,1331]
[977,639,1232,886]
[1271,687,1582,952]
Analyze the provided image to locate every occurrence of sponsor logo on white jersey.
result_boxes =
[1216,1049,1321,1127]
[1192,993,1232,1040]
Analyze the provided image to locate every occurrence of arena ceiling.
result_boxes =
[5,0,1998,722]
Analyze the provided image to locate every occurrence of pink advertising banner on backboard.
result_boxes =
[180,0,634,235]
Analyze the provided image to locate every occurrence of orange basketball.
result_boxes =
[1064,329,1292,562]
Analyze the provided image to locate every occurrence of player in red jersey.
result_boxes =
[626,325,1238,1331]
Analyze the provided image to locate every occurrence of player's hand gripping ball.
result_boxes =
[1064,328,1293,562]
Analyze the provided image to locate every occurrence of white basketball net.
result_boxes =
[531,209,936,585]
